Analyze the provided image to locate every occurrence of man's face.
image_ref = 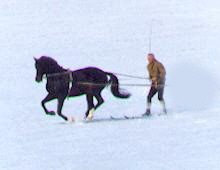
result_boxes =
[147,55,154,63]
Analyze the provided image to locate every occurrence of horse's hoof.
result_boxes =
[67,116,75,123]
[47,111,56,116]
[86,108,95,121]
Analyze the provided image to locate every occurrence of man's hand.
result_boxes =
[152,77,158,88]
[152,77,157,82]
[154,81,158,89]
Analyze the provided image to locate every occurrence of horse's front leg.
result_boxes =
[41,94,56,115]
[57,96,68,121]
[85,94,95,120]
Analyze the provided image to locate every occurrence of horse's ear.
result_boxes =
[34,57,38,62]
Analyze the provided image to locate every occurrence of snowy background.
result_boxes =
[1,0,220,169]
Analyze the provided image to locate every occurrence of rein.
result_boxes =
[112,72,150,80]
[46,71,149,80]
[46,71,70,78]
[78,82,165,87]
[44,71,160,88]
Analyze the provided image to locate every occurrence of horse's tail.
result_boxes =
[105,72,131,99]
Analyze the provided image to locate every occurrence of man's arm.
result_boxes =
[158,63,166,79]
[151,65,159,85]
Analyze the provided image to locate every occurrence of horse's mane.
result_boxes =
[38,56,66,72]
[39,56,58,65]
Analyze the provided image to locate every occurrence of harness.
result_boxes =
[67,70,73,98]
[46,70,73,98]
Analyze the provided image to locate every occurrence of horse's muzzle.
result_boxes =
[35,76,42,83]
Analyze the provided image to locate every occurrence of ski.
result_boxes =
[108,115,151,121]
[81,115,147,124]
[60,114,156,125]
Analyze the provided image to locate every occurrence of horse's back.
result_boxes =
[73,67,106,77]
[73,67,108,83]
[74,67,104,73]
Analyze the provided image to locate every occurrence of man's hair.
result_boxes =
[148,53,155,58]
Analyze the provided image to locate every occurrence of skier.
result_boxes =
[143,53,167,116]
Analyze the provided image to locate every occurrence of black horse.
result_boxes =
[34,56,130,121]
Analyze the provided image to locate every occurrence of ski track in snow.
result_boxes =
[1,0,220,170]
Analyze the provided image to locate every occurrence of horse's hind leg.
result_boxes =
[41,94,56,115]
[85,94,95,120]
[94,93,104,110]
[57,96,68,121]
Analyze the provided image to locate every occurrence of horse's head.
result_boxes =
[34,56,61,82]
[34,57,45,82]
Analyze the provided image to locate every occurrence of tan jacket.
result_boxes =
[147,60,166,85]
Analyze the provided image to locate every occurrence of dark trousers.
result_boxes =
[147,85,165,104]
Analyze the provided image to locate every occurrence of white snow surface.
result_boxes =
[1,0,220,169]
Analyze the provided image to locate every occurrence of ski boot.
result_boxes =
[142,109,151,117]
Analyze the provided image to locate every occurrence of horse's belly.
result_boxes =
[46,82,69,95]
[69,86,85,96]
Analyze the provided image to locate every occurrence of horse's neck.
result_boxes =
[48,65,67,74]
[46,66,68,83]
[56,66,67,73]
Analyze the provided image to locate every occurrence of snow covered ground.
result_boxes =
[1,0,220,169]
